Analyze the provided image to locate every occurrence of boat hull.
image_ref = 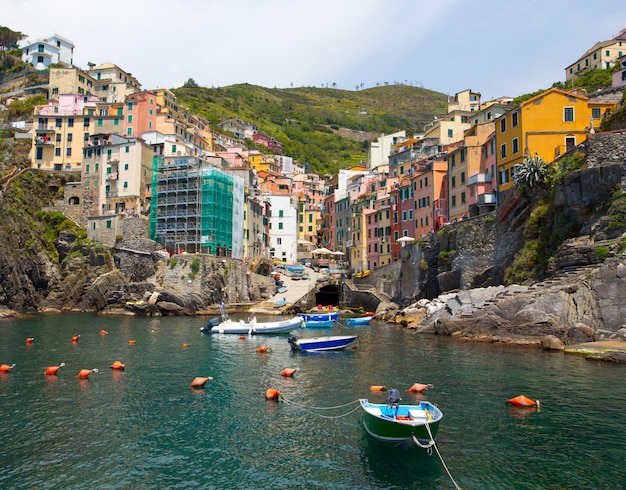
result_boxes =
[302,320,334,328]
[360,399,442,447]
[205,316,303,334]
[298,312,339,322]
[289,335,357,352]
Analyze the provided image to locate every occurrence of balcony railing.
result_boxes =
[468,173,492,185]
[477,193,497,205]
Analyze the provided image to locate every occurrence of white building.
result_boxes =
[368,131,406,172]
[267,194,299,263]
[88,62,142,103]
[21,34,74,70]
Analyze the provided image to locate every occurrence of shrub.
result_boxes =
[596,246,610,262]
[190,257,201,274]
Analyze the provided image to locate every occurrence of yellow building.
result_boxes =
[49,67,96,98]
[496,88,615,192]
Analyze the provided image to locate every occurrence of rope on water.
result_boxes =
[280,395,362,419]
[415,422,462,490]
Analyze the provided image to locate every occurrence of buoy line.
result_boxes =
[280,396,362,419]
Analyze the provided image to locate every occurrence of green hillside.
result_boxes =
[174,84,448,174]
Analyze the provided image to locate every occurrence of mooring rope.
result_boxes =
[279,395,362,419]
[415,422,462,490]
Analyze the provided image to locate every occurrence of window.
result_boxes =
[279,210,284,217]
[500,118,506,133]
[591,108,601,119]
[451,176,456,187]
[66,148,72,157]
[55,148,61,157]
[56,133,62,142]
[125,146,130,153]
[68,118,74,127]
[512,112,518,127]
[461,191,466,204]
[36,147,43,160]
[461,171,465,184]
[564,107,574,122]
[127,102,133,110]
[447,129,453,138]
[172,144,176,153]
[123,182,128,189]
[37,56,44,63]
[85,164,90,173]
[512,138,519,154]
[114,118,119,126]
[500,168,510,185]
[84,132,89,141]
[106,220,112,229]
[67,133,73,143]
[124,164,129,171]
[127,128,132,136]
[278,222,283,230]
[127,115,133,123]
[451,195,457,207]
[500,143,507,159]
[84,118,90,127]
[97,119,103,127]
[56,118,62,127]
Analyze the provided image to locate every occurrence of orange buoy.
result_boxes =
[507,394,540,408]
[44,363,65,375]
[256,346,270,353]
[280,368,297,377]
[190,376,213,388]
[317,304,323,310]
[26,337,34,344]
[100,330,108,336]
[370,385,387,392]
[77,368,98,379]
[265,388,281,400]
[406,383,433,393]
[110,361,125,370]
[128,339,136,345]
[239,336,246,340]
[72,335,80,342]
[182,343,191,349]
[0,363,16,372]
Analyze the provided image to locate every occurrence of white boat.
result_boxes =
[202,315,304,334]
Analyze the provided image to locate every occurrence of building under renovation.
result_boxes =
[150,156,244,257]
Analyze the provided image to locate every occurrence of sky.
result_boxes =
[4,0,625,101]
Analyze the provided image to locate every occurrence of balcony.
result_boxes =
[468,173,492,185]
[106,172,118,181]
[106,190,118,198]
[34,136,54,146]
[477,193,497,205]
[36,125,55,133]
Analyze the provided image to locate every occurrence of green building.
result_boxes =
[150,156,244,257]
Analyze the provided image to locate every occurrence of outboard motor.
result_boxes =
[287,336,298,346]
[387,388,401,407]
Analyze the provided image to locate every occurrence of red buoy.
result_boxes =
[72,335,80,342]
[128,339,136,345]
[190,376,213,388]
[44,363,65,375]
[110,361,125,370]
[182,343,191,349]
[406,383,433,393]
[256,346,270,354]
[26,337,34,344]
[265,388,281,400]
[78,368,98,379]
[239,336,245,340]
[100,330,108,336]
[507,394,540,408]
[0,363,16,372]
[280,368,297,377]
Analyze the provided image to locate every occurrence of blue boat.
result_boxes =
[298,311,339,323]
[302,319,334,328]
[288,335,358,352]
[345,316,373,326]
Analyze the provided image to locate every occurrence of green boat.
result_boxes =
[360,390,443,449]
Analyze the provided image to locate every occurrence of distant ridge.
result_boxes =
[174,83,448,174]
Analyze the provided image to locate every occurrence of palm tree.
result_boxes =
[513,153,547,188]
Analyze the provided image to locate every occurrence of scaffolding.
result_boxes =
[150,156,243,257]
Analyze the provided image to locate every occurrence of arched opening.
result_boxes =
[68,196,80,205]
[315,284,340,307]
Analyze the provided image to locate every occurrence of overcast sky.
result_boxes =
[4,0,624,101]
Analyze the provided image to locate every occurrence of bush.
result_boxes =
[596,245,610,262]
[190,257,201,274]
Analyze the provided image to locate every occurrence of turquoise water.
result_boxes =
[1,313,625,489]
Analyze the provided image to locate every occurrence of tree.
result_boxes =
[183,78,198,88]
[513,153,548,189]
[0,26,25,69]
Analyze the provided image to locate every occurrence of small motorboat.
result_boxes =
[360,388,443,449]
[354,270,371,278]
[297,311,339,328]
[302,319,334,328]
[277,285,288,293]
[288,335,358,352]
[202,315,304,335]
[345,316,373,326]
[274,297,287,308]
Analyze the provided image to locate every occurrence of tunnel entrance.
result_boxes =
[315,285,340,308]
